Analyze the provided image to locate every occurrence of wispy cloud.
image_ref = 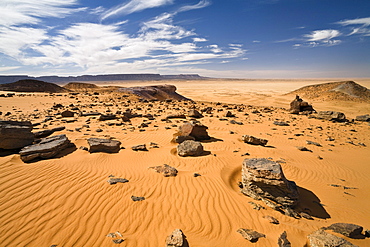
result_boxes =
[101,0,173,21]
[177,0,211,13]
[336,17,370,26]
[0,0,81,26]
[304,29,341,41]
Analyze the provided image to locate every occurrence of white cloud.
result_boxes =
[0,0,81,26]
[101,0,173,20]
[304,29,341,41]
[177,0,211,13]
[193,37,208,42]
[0,66,20,72]
[337,17,370,26]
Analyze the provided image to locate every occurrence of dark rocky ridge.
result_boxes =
[0,79,69,93]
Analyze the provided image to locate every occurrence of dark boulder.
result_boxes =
[177,121,210,141]
[99,114,117,121]
[315,111,346,122]
[289,95,315,114]
[61,110,74,117]
[177,140,204,157]
[87,138,121,153]
[0,120,34,149]
[355,114,370,122]
[19,134,72,162]
[324,223,363,238]
[188,109,203,118]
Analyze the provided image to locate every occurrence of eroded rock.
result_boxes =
[149,164,178,177]
[177,121,210,141]
[237,228,265,243]
[324,223,363,238]
[289,95,315,114]
[165,229,184,247]
[0,120,34,149]
[315,111,346,122]
[88,138,121,153]
[242,135,268,146]
[177,140,204,157]
[308,230,357,247]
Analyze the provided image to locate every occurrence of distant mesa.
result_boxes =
[287,81,370,102]
[63,82,98,90]
[118,84,191,101]
[0,79,69,93]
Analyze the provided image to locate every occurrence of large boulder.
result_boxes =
[177,140,204,157]
[289,95,315,114]
[324,223,363,238]
[240,158,299,212]
[308,230,357,247]
[87,138,121,153]
[0,120,34,149]
[166,229,184,247]
[177,121,210,141]
[19,134,72,162]
[315,111,346,122]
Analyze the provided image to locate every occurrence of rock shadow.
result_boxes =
[0,148,20,157]
[296,186,331,219]
[170,148,211,157]
[201,137,223,143]
[182,233,190,247]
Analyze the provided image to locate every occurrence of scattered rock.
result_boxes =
[242,135,268,146]
[289,95,315,114]
[224,111,235,117]
[149,164,178,177]
[193,173,201,177]
[131,144,148,151]
[131,196,145,201]
[263,215,279,224]
[278,231,291,247]
[99,114,117,121]
[165,229,184,247]
[87,138,121,153]
[241,158,299,214]
[306,140,322,146]
[296,146,312,152]
[0,120,34,149]
[188,109,203,118]
[237,228,265,243]
[308,230,357,247]
[177,121,210,141]
[324,223,363,238]
[33,126,66,139]
[112,239,124,244]
[61,110,74,117]
[355,114,370,122]
[177,140,204,157]
[315,111,347,122]
[107,178,129,185]
[248,201,265,210]
[229,119,243,125]
[274,121,290,126]
[166,114,186,119]
[20,134,72,162]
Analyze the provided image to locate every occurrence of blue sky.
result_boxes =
[0,0,369,78]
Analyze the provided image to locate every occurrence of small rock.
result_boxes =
[248,201,265,210]
[131,196,145,201]
[237,228,265,243]
[107,178,129,185]
[131,144,148,151]
[166,114,186,119]
[165,229,184,247]
[88,138,121,153]
[193,173,201,177]
[61,110,74,117]
[274,121,290,126]
[306,140,322,146]
[106,233,117,238]
[112,239,124,244]
[296,146,312,152]
[99,114,117,121]
[242,135,268,146]
[278,231,291,247]
[149,164,178,177]
[188,109,203,118]
[263,215,279,224]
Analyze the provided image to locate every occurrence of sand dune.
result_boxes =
[1,79,369,246]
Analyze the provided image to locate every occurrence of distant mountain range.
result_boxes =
[0,74,206,84]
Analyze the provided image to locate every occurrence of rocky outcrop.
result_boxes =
[289,95,315,114]
[177,140,204,157]
[118,85,191,101]
[177,121,210,141]
[278,231,291,247]
[237,228,265,243]
[63,82,98,90]
[166,229,184,247]
[33,126,65,139]
[240,158,299,214]
[324,223,363,238]
[355,114,370,122]
[315,111,347,122]
[242,135,268,146]
[0,79,69,93]
[19,134,72,162]
[149,164,178,177]
[188,109,203,118]
[308,230,357,247]
[87,138,121,153]
[0,120,34,149]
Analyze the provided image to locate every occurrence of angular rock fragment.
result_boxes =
[355,114,370,122]
[240,158,299,214]
[131,196,145,201]
[274,121,290,126]
[242,135,268,146]
[177,140,204,157]
[306,140,322,147]
[278,231,291,247]
[263,215,279,224]
[188,109,203,118]
[149,164,178,177]
[166,114,186,119]
[237,228,265,243]
[296,146,312,152]
[165,229,184,247]
[177,121,210,141]
[324,223,363,238]
[315,111,346,122]
[20,134,72,162]
[224,111,235,117]
[87,138,121,153]
[289,96,315,114]
[0,120,34,149]
[308,230,357,247]
[99,114,117,121]
[107,178,129,185]
[61,110,74,117]
[33,126,66,139]
[112,239,124,244]
[131,144,148,151]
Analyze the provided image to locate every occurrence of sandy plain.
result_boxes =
[0,79,369,247]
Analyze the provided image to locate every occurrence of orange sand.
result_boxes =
[1,79,369,246]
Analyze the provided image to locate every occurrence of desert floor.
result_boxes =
[1,79,369,247]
